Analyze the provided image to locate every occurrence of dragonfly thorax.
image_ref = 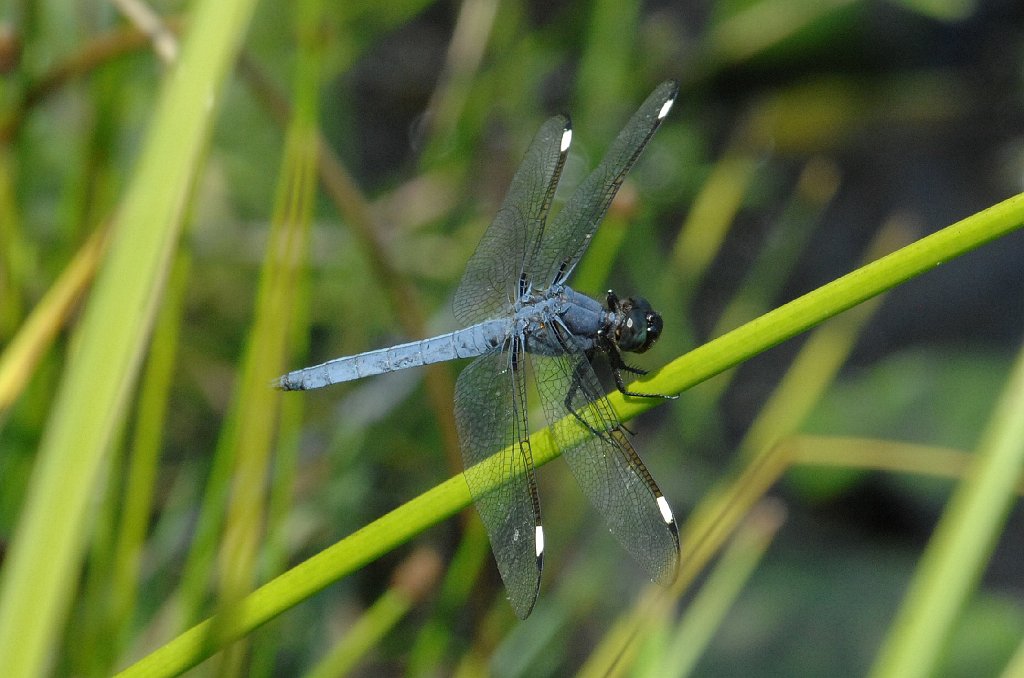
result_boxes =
[513,285,602,357]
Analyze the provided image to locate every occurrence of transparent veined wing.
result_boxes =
[526,80,678,289]
[453,115,571,325]
[454,340,544,619]
[531,344,679,586]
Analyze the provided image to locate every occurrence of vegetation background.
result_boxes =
[1,0,1023,676]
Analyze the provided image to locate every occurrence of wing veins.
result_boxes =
[531,342,679,586]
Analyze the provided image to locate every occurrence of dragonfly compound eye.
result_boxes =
[619,297,662,353]
[640,311,664,352]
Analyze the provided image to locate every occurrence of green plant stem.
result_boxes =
[735,215,912,460]
[614,192,1024,419]
[0,1,258,675]
[116,475,471,678]
[870,342,1024,678]
[121,191,1024,677]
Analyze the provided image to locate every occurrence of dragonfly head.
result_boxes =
[616,296,663,353]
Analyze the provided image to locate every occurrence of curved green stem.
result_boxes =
[119,191,1024,678]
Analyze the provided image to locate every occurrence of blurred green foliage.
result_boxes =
[1,0,1023,676]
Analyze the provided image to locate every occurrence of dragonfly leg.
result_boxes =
[607,345,677,400]
[563,355,617,441]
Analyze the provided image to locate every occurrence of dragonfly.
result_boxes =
[278,80,680,619]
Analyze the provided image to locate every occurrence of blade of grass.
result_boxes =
[616,191,1024,418]
[247,340,309,678]
[578,189,1023,674]
[207,3,324,673]
[576,426,1024,678]
[249,229,312,677]
[672,156,840,453]
[576,431,793,678]
[656,500,786,678]
[710,156,841,336]
[238,53,463,475]
[1001,636,1024,678]
[790,435,1024,492]
[582,192,1023,670]
[66,405,131,677]
[0,1,258,675]
[706,0,859,66]
[662,152,760,307]
[408,521,491,674]
[104,252,191,669]
[0,148,26,337]
[416,0,499,164]
[120,192,1024,677]
[302,548,442,678]
[66,249,191,676]
[870,340,1024,678]
[116,474,473,678]
[575,0,642,140]
[735,215,914,461]
[0,226,107,416]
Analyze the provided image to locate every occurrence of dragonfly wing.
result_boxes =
[454,115,571,324]
[454,340,543,618]
[527,80,678,288]
[531,346,679,586]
